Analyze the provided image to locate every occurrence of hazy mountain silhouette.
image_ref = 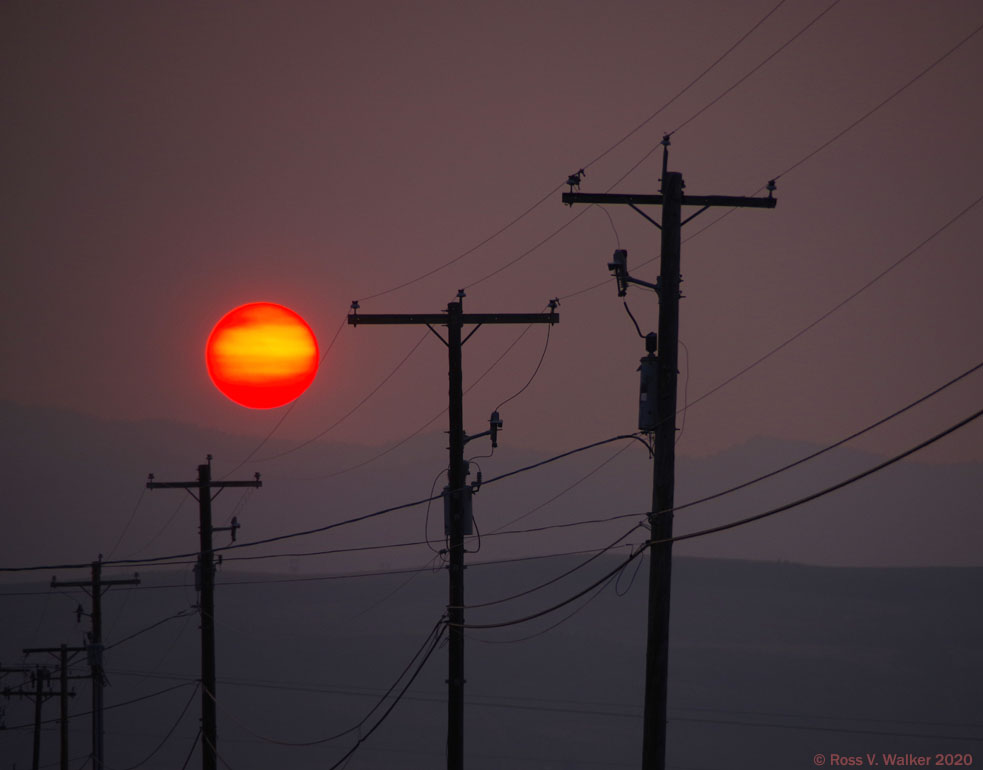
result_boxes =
[0,558,979,769]
[1,401,979,570]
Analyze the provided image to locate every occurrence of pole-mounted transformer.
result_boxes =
[638,332,658,432]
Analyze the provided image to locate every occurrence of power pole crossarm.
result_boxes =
[562,192,776,208]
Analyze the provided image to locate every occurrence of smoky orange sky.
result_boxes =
[2,0,981,468]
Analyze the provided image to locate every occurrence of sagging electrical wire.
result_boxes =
[180,730,200,770]
[772,18,983,182]
[560,23,983,306]
[324,621,445,770]
[614,542,646,597]
[467,556,628,646]
[423,467,448,555]
[670,193,983,425]
[347,552,445,623]
[457,542,649,630]
[256,327,430,464]
[661,405,983,549]
[461,521,644,610]
[291,320,539,482]
[105,487,147,560]
[565,187,983,449]
[494,315,553,413]
[358,0,785,303]
[104,608,198,652]
[215,616,446,750]
[581,0,790,171]
[459,405,983,631]
[676,338,691,446]
[668,359,983,519]
[103,681,200,770]
[668,0,843,137]
[490,438,646,533]
[10,354,978,577]
[1,681,197,731]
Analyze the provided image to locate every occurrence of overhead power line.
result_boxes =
[103,682,200,770]
[353,0,787,304]
[667,359,983,518]
[7,346,979,579]
[255,328,430,464]
[668,0,843,136]
[774,18,983,181]
[459,405,983,630]
[217,616,445,748]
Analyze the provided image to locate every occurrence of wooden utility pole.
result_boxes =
[52,561,139,770]
[349,294,558,770]
[2,664,76,770]
[147,456,260,770]
[563,138,776,770]
[23,644,85,770]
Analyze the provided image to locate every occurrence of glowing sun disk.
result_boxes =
[206,303,319,408]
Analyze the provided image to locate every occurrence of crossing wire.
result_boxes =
[354,0,790,303]
[458,405,983,629]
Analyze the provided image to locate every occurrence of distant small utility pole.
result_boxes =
[22,644,86,770]
[349,293,558,770]
[563,137,776,770]
[147,456,261,770]
[2,662,76,770]
[52,559,139,770]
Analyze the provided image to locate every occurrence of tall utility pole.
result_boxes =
[23,644,85,770]
[147,456,261,770]
[349,294,558,770]
[563,138,776,770]
[52,560,140,770]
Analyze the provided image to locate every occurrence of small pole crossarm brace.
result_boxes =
[461,324,483,345]
[680,205,710,227]
[628,203,662,230]
[426,324,449,346]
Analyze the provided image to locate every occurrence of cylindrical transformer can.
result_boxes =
[638,353,658,432]
[443,486,474,536]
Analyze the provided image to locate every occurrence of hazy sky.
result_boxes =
[3,0,981,467]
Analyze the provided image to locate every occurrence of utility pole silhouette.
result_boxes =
[563,137,776,770]
[2,664,75,770]
[147,456,261,770]
[349,293,558,770]
[51,559,139,770]
[23,644,85,770]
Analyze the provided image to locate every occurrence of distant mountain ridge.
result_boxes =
[1,400,980,570]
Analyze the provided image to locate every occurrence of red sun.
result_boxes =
[206,302,319,409]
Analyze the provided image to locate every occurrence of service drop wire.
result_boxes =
[458,405,983,630]
[107,681,201,770]
[354,0,789,302]
[460,521,645,611]
[667,359,983,520]
[560,22,983,307]
[208,615,438,747]
[661,405,983,549]
[325,623,447,770]
[6,356,976,574]
[256,326,430,464]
